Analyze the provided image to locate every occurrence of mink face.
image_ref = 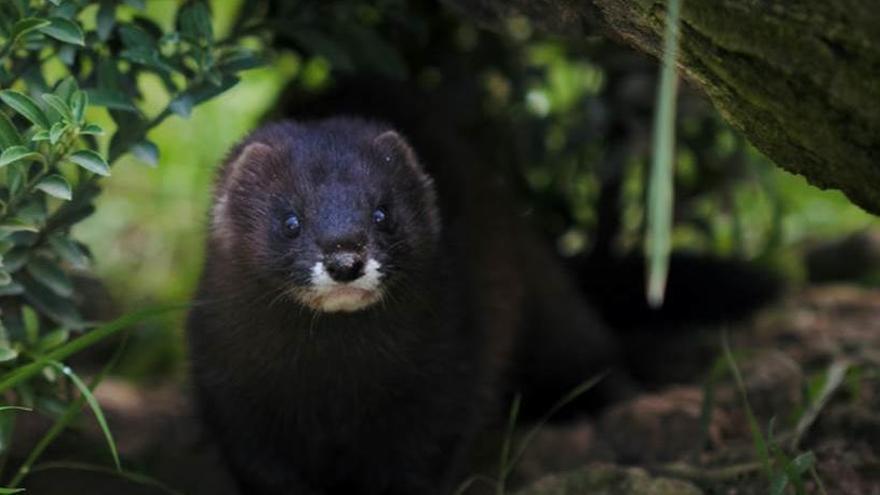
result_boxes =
[210,119,440,313]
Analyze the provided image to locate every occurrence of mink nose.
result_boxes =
[325,251,366,282]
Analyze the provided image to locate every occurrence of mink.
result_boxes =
[187,117,620,494]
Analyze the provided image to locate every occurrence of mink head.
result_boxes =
[211,118,441,313]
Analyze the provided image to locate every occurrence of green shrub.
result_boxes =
[0,0,257,486]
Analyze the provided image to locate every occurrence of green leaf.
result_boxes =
[176,74,239,109]
[42,94,73,122]
[0,269,10,286]
[51,361,121,470]
[38,17,85,46]
[169,94,193,118]
[27,257,73,297]
[57,44,77,66]
[49,122,67,145]
[11,18,51,44]
[96,1,116,41]
[80,123,104,136]
[770,472,788,495]
[48,235,89,269]
[37,329,70,352]
[118,24,155,49]
[159,32,180,46]
[22,306,39,344]
[54,76,78,103]
[20,277,83,329]
[70,90,88,123]
[0,220,38,237]
[31,129,50,142]
[177,1,213,43]
[131,140,158,166]
[790,451,816,475]
[0,282,24,296]
[68,149,110,176]
[0,487,25,493]
[18,200,47,226]
[5,163,24,197]
[2,248,29,272]
[35,175,73,201]
[120,47,174,74]
[0,90,51,129]
[0,112,23,150]
[218,48,264,72]
[0,346,18,363]
[85,88,137,113]
[0,146,44,167]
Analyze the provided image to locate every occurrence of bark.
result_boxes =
[443,0,880,214]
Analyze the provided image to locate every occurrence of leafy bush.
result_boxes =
[0,0,257,486]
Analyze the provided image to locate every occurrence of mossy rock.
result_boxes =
[515,463,702,495]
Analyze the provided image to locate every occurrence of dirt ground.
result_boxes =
[8,284,880,494]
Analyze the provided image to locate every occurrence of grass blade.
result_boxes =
[0,304,185,394]
[0,407,31,413]
[792,360,849,450]
[503,372,607,479]
[722,333,772,479]
[7,333,131,487]
[645,0,683,307]
[49,361,120,470]
[496,394,521,495]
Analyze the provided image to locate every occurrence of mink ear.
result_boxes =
[212,141,275,240]
[373,130,427,177]
[221,141,275,190]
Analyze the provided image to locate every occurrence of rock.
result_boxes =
[514,463,702,495]
[737,350,804,422]
[599,387,715,463]
[512,420,613,486]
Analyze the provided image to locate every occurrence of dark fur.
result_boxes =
[187,117,619,494]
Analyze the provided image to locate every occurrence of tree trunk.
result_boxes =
[443,0,880,214]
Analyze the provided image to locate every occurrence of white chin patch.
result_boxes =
[299,259,384,312]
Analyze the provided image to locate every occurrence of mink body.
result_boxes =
[188,118,617,494]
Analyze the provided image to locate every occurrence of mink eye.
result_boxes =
[284,213,302,237]
[372,207,388,226]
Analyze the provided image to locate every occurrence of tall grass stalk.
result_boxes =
[646,0,683,307]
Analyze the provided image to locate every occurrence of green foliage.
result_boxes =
[0,0,256,486]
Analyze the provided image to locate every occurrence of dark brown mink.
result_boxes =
[187,117,620,495]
